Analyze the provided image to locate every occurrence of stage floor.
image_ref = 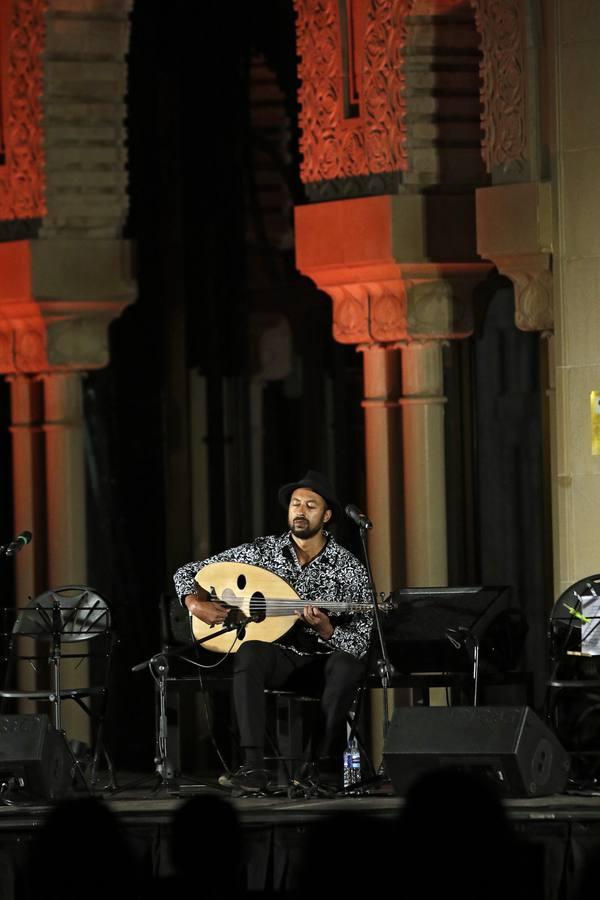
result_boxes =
[2,769,600,825]
[2,770,600,897]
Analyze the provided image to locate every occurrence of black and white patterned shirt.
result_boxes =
[173,531,373,659]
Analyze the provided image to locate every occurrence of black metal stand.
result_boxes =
[0,596,93,804]
[115,618,248,796]
[31,598,92,795]
[356,525,395,732]
[349,519,395,792]
[445,625,481,705]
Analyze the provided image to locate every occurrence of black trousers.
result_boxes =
[232,640,365,759]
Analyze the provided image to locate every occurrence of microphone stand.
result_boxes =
[115,617,250,796]
[445,626,481,706]
[352,518,395,788]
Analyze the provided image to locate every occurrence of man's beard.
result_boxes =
[290,516,323,540]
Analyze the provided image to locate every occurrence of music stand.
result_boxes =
[384,585,510,704]
[0,586,113,798]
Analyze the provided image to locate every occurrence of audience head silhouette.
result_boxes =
[169,793,244,896]
[398,767,533,900]
[25,796,138,899]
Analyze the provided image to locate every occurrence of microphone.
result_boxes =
[345,504,373,529]
[3,531,32,557]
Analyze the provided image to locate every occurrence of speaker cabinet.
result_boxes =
[383,705,569,797]
[0,714,73,799]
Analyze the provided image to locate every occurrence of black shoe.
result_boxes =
[218,766,271,796]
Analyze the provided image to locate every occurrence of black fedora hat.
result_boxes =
[278,470,342,520]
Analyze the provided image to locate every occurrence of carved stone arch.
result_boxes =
[400,0,485,188]
[295,0,539,189]
[0,0,47,227]
[294,0,410,187]
[361,0,411,174]
[469,0,534,182]
[472,1,552,333]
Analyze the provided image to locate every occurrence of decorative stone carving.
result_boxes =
[407,278,474,338]
[408,280,454,335]
[476,183,553,332]
[362,0,407,174]
[296,192,491,345]
[0,303,47,374]
[0,326,14,371]
[15,323,46,372]
[330,284,371,344]
[472,0,528,176]
[294,0,530,187]
[0,297,133,374]
[0,0,47,222]
[294,0,408,184]
[369,281,407,341]
[44,316,110,369]
[326,270,484,344]
[493,254,553,333]
[40,298,132,370]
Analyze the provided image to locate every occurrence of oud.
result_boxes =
[192,561,368,653]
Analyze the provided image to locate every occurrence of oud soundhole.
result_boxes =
[237,574,246,590]
[249,592,266,622]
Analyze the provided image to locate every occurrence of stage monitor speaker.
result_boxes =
[383,705,569,798]
[0,714,73,799]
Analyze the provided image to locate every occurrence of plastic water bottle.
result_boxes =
[350,737,361,790]
[343,737,361,793]
[343,743,353,792]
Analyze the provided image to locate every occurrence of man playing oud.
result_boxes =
[173,470,373,795]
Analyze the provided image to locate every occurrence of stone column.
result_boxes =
[42,371,88,742]
[360,345,403,597]
[8,375,45,710]
[8,376,45,600]
[399,341,448,587]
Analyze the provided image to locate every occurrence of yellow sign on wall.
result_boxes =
[591,391,600,455]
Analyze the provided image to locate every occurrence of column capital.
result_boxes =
[0,298,132,374]
[311,263,489,346]
[489,252,553,333]
[0,237,134,374]
[295,194,491,347]
[476,181,553,333]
